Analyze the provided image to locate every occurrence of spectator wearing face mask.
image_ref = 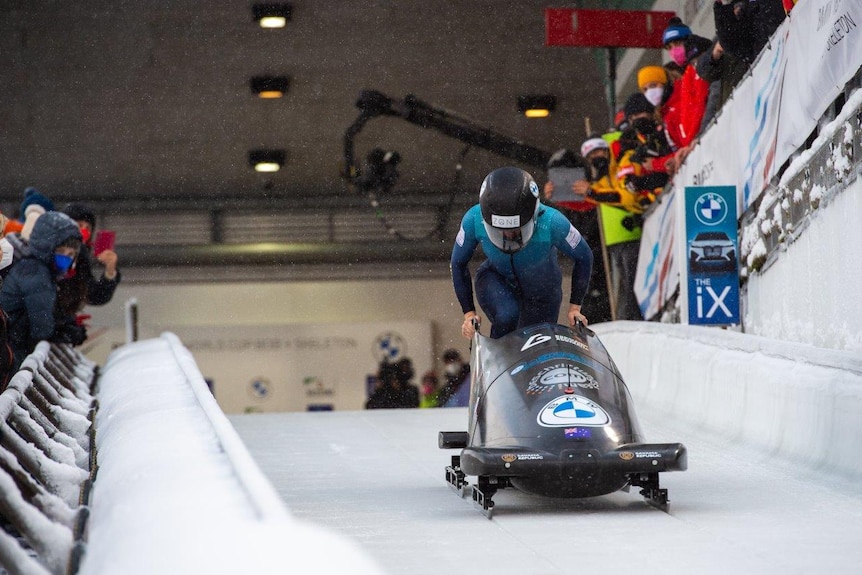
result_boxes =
[579,135,647,321]
[0,212,87,371]
[638,65,671,110]
[660,17,713,160]
[57,202,121,320]
[575,137,648,215]
[438,349,470,407]
[616,93,674,197]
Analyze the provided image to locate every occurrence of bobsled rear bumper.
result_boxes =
[460,442,687,478]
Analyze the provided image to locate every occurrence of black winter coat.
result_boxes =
[57,245,121,316]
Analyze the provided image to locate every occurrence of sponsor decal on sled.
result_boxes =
[501,453,544,463]
[520,333,590,352]
[526,363,599,394]
[555,333,589,352]
[619,451,635,461]
[521,333,552,351]
[537,395,611,427]
[635,451,663,459]
[511,352,604,377]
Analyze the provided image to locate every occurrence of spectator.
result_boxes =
[437,349,470,408]
[575,135,646,322]
[395,357,420,408]
[660,17,713,157]
[542,148,612,323]
[696,39,749,119]
[365,361,403,409]
[0,212,86,370]
[578,136,649,214]
[617,93,674,196]
[714,0,786,67]
[0,237,17,390]
[0,211,22,237]
[419,370,441,408]
[638,65,671,109]
[57,203,121,318]
[19,187,54,241]
[451,167,593,339]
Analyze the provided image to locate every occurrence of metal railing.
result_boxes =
[0,343,97,575]
[740,88,862,275]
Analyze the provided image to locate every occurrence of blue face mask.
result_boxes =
[54,253,75,274]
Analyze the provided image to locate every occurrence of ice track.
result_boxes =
[230,404,862,575]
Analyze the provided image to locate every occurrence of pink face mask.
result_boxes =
[669,45,688,66]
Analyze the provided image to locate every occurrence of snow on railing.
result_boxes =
[0,343,97,575]
[740,87,862,274]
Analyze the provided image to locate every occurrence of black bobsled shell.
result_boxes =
[459,322,686,500]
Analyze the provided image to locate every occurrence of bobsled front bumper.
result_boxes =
[459,442,687,478]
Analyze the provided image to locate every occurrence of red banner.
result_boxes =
[545,9,677,48]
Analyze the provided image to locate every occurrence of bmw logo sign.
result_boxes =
[373,332,406,362]
[248,377,271,400]
[694,192,728,226]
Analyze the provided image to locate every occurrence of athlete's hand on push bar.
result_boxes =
[568,304,588,327]
[462,311,480,339]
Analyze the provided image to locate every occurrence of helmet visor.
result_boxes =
[483,220,535,253]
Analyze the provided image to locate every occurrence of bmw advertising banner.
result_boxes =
[684,186,740,326]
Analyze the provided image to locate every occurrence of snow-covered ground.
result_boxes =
[76,323,862,574]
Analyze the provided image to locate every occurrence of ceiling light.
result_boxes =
[250,76,290,99]
[248,149,285,173]
[252,3,292,28]
[517,95,556,118]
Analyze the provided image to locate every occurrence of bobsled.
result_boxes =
[439,322,686,517]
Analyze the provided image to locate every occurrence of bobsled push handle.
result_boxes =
[469,316,481,353]
[573,319,594,338]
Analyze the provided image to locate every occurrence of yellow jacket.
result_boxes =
[587,156,649,215]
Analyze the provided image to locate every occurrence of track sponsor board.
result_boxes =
[684,186,740,326]
[162,321,432,413]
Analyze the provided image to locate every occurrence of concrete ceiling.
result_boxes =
[0,1,645,275]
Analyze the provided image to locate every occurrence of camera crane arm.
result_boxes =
[343,89,552,183]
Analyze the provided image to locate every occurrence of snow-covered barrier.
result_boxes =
[595,322,862,478]
[0,343,96,575]
[78,333,382,575]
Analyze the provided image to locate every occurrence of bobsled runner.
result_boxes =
[439,322,686,518]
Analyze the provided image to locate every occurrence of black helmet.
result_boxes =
[479,167,540,253]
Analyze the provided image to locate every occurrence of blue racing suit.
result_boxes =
[451,203,593,338]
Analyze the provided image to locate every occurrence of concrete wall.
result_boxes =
[743,178,862,352]
[595,321,862,478]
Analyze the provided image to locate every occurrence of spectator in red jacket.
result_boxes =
[660,17,713,169]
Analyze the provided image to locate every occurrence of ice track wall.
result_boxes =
[78,333,383,575]
[594,322,862,478]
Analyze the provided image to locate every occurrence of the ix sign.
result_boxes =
[684,186,740,326]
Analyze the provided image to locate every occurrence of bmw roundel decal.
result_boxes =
[537,395,611,427]
[694,192,728,226]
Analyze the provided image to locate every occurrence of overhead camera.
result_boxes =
[355,147,401,191]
